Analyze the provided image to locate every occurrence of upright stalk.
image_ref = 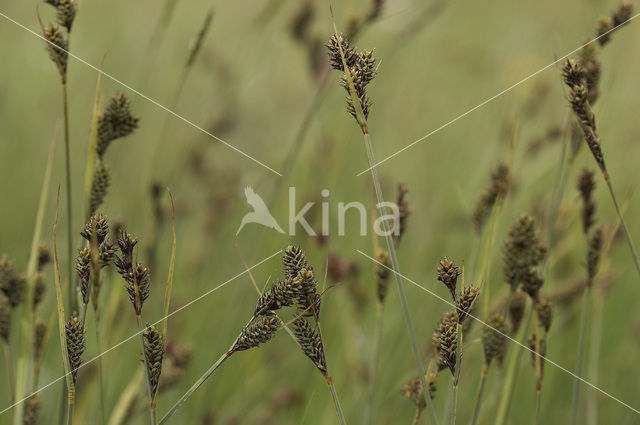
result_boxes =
[470,363,488,425]
[158,352,230,425]
[62,83,76,312]
[533,307,543,425]
[138,321,157,425]
[3,341,14,403]
[587,295,604,425]
[363,303,384,425]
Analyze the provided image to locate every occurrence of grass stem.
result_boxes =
[3,341,14,404]
[604,179,640,280]
[62,83,76,313]
[363,303,384,425]
[569,285,591,425]
[450,323,463,425]
[470,363,488,425]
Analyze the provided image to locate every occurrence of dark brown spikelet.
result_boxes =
[292,317,327,375]
[143,324,164,399]
[283,246,309,279]
[96,93,140,158]
[438,324,457,376]
[577,169,596,234]
[37,244,52,272]
[186,9,214,69]
[76,248,91,304]
[375,249,392,303]
[456,286,479,324]
[578,44,601,103]
[509,290,527,333]
[395,183,410,243]
[326,34,357,71]
[587,227,603,282]
[34,319,48,362]
[65,315,85,384]
[231,313,280,353]
[80,214,109,244]
[432,310,458,351]
[56,0,77,32]
[521,269,544,299]
[43,25,68,79]
[33,272,47,309]
[612,2,634,28]
[437,257,461,301]
[0,256,25,309]
[596,17,614,45]
[0,295,11,343]
[23,395,40,425]
[472,162,510,233]
[561,59,585,90]
[482,313,508,365]
[536,297,553,333]
[502,214,546,290]
[89,160,110,216]
[115,232,150,316]
[115,232,137,276]
[366,0,385,22]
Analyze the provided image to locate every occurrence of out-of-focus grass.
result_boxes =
[0,0,639,424]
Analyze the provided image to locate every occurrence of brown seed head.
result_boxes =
[292,317,327,375]
[65,314,85,384]
[375,249,392,304]
[96,93,139,158]
[43,25,68,79]
[437,257,461,301]
[143,324,164,399]
[456,286,479,323]
[231,313,280,353]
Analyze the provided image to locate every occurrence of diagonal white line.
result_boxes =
[356,249,640,415]
[0,250,282,415]
[0,11,283,177]
[356,12,640,176]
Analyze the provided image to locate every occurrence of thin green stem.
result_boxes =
[327,377,347,425]
[364,133,438,425]
[587,295,604,425]
[3,341,14,404]
[158,352,229,425]
[363,304,384,425]
[494,306,532,425]
[62,83,76,313]
[604,179,640,280]
[570,285,591,425]
[96,320,107,425]
[533,307,543,425]
[470,363,488,425]
[450,323,463,425]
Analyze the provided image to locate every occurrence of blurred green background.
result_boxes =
[1,0,639,424]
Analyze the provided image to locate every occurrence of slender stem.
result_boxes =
[96,319,107,425]
[364,133,438,425]
[363,303,384,425]
[470,363,488,425]
[494,307,532,425]
[534,391,541,425]
[158,352,230,425]
[587,295,604,425]
[3,341,14,404]
[533,306,543,425]
[450,323,463,425]
[326,377,347,425]
[604,179,640,280]
[569,285,591,425]
[62,83,76,313]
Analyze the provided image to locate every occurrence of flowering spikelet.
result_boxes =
[395,183,410,243]
[326,34,378,122]
[89,160,110,216]
[472,162,510,233]
[587,227,603,282]
[0,256,25,308]
[578,44,601,103]
[56,0,77,32]
[231,313,280,353]
[96,93,139,158]
[502,214,546,290]
[374,249,391,303]
[37,245,51,272]
[292,317,327,375]
[143,324,164,399]
[432,310,458,350]
[43,25,68,79]
[33,272,47,309]
[0,295,11,343]
[401,372,437,411]
[438,324,457,376]
[456,286,479,324]
[115,232,150,315]
[76,248,91,304]
[65,315,85,384]
[577,169,596,234]
[437,257,461,301]
[521,269,544,299]
[536,297,553,332]
[80,214,109,245]
[482,313,508,365]
[283,246,309,279]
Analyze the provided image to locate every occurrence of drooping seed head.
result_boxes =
[0,295,11,343]
[456,286,479,323]
[231,313,280,353]
[503,214,546,290]
[143,324,164,399]
[89,160,111,217]
[482,313,508,365]
[96,93,140,158]
[437,257,461,301]
[65,314,85,384]
[43,25,68,79]
[292,317,327,375]
[395,183,410,243]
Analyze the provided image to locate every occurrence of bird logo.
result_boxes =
[236,186,285,235]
